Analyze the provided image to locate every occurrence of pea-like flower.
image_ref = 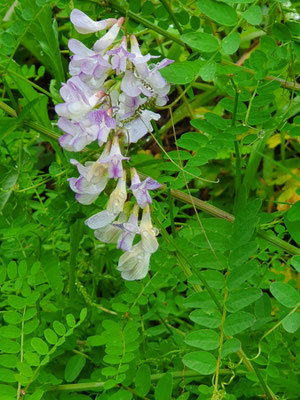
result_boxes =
[115,205,140,251]
[139,205,159,253]
[117,242,151,281]
[70,9,117,34]
[68,142,111,204]
[100,136,130,179]
[130,168,161,207]
[85,171,127,229]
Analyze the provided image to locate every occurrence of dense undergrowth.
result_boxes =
[0,1,300,399]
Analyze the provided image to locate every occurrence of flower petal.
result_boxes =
[70,9,117,34]
[85,210,116,229]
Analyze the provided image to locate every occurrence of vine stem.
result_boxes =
[48,369,247,392]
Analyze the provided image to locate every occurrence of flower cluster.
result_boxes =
[56,9,173,280]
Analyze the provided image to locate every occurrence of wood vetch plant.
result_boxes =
[55,9,173,280]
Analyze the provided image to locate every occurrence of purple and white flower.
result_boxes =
[70,9,117,34]
[107,36,134,74]
[68,142,111,204]
[88,108,116,145]
[130,168,161,207]
[100,136,130,179]
[55,76,103,121]
[115,205,139,251]
[85,171,127,229]
[124,109,160,143]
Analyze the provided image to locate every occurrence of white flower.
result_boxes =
[68,142,111,204]
[85,171,127,229]
[70,9,117,34]
[139,205,159,253]
[117,242,151,281]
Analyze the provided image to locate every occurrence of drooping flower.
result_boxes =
[70,9,117,34]
[107,36,134,74]
[58,117,95,152]
[123,109,160,143]
[88,108,116,145]
[68,142,111,204]
[68,39,111,86]
[85,171,127,229]
[139,205,159,253]
[115,204,139,251]
[117,242,151,281]
[93,18,125,53]
[100,136,130,179]
[55,76,103,121]
[94,211,126,244]
[130,168,161,207]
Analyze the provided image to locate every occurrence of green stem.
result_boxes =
[159,0,183,34]
[230,79,241,195]
[48,369,247,392]
[109,0,186,47]
[1,67,56,99]
[69,219,83,301]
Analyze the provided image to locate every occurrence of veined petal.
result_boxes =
[85,210,116,229]
[68,39,94,56]
[93,18,124,52]
[70,9,117,34]
[95,224,121,243]
[121,258,150,280]
[121,71,141,97]
[141,230,159,253]
[75,192,99,205]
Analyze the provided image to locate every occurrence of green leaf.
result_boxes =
[0,170,18,212]
[185,329,220,350]
[183,351,217,375]
[223,312,256,335]
[3,311,22,325]
[221,338,241,358]
[108,389,132,400]
[222,32,240,54]
[31,337,49,355]
[199,61,216,82]
[160,61,196,84]
[197,0,238,26]
[227,261,259,291]
[41,252,63,295]
[7,261,17,280]
[181,32,219,52]
[242,6,262,25]
[287,202,300,222]
[66,314,76,327]
[21,4,64,85]
[44,328,58,345]
[64,355,86,383]
[189,309,222,328]
[226,288,262,312]
[0,325,21,339]
[272,23,292,42]
[290,256,300,273]
[135,364,151,397]
[7,295,26,310]
[0,368,16,383]
[87,335,105,347]
[53,321,66,336]
[154,372,173,400]
[270,283,300,308]
[282,313,300,333]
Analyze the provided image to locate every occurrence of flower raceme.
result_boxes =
[56,9,173,280]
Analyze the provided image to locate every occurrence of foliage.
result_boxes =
[0,0,300,400]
